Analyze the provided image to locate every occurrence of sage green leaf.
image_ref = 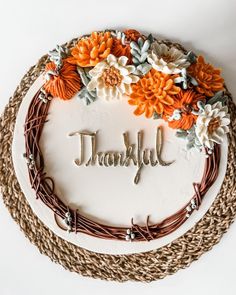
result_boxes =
[140,52,148,63]
[131,49,139,56]
[153,112,161,120]
[77,66,97,105]
[147,34,154,43]
[132,57,140,65]
[187,51,197,64]
[207,91,228,106]
[138,38,144,47]
[78,87,97,105]
[130,41,141,53]
[141,40,150,54]
[131,37,152,76]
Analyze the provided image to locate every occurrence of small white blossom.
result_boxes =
[87,54,139,100]
[147,42,190,74]
[195,102,230,149]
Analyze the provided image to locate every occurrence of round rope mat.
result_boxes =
[1,39,236,282]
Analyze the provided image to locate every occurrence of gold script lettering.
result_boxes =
[69,127,174,184]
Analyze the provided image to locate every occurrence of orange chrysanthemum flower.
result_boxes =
[112,38,132,64]
[44,60,81,100]
[163,90,205,130]
[188,56,224,97]
[67,32,113,67]
[124,29,142,42]
[129,69,181,118]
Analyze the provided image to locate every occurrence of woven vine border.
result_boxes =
[0,37,236,282]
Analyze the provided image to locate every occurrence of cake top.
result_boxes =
[20,29,230,245]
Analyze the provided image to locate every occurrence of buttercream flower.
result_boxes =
[188,56,224,97]
[147,42,190,74]
[44,59,81,100]
[67,32,113,67]
[87,54,139,100]
[124,29,142,42]
[163,90,205,130]
[129,69,181,118]
[112,38,132,64]
[195,101,230,149]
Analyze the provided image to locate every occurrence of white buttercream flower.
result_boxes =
[87,54,139,100]
[195,102,230,149]
[147,42,190,74]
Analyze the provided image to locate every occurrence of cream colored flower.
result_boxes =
[147,42,190,74]
[195,102,230,149]
[87,54,139,100]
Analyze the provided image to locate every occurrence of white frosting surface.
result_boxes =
[12,76,228,254]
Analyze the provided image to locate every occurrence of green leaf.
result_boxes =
[138,37,144,47]
[130,41,140,53]
[147,34,154,43]
[153,112,161,120]
[141,40,150,54]
[207,91,228,105]
[187,51,197,64]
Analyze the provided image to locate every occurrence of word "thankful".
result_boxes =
[69,127,174,184]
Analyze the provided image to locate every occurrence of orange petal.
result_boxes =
[134,104,146,116]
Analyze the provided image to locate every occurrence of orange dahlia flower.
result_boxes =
[112,38,132,64]
[163,90,205,130]
[67,32,113,67]
[129,69,181,118]
[124,29,142,42]
[44,60,81,100]
[188,56,224,97]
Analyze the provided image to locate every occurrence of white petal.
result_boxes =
[104,86,111,96]
[118,56,128,66]
[159,43,169,55]
[125,84,132,95]
[107,54,117,64]
[129,74,139,83]
[97,88,106,99]
[87,79,98,91]
[147,55,156,65]
[217,111,226,118]
[118,67,129,76]
[211,133,223,144]
[221,117,230,126]
[212,101,223,109]
[162,66,172,74]
[204,104,212,114]
[126,65,135,74]
[208,140,215,149]
[222,126,229,133]
[116,85,124,94]
[89,62,106,76]
[123,75,133,84]
[215,127,225,136]
[118,83,126,93]
[97,78,105,89]
[159,58,168,66]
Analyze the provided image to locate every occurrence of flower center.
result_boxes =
[161,54,175,63]
[101,66,122,87]
[182,103,192,114]
[208,117,221,134]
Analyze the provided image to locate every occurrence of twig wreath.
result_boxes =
[24,29,230,241]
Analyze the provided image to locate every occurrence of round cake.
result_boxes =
[12,29,230,254]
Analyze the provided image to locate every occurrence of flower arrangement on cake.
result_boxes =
[43,29,230,155]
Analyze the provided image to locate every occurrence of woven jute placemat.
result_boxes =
[0,38,236,282]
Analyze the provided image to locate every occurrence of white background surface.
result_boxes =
[0,0,236,294]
